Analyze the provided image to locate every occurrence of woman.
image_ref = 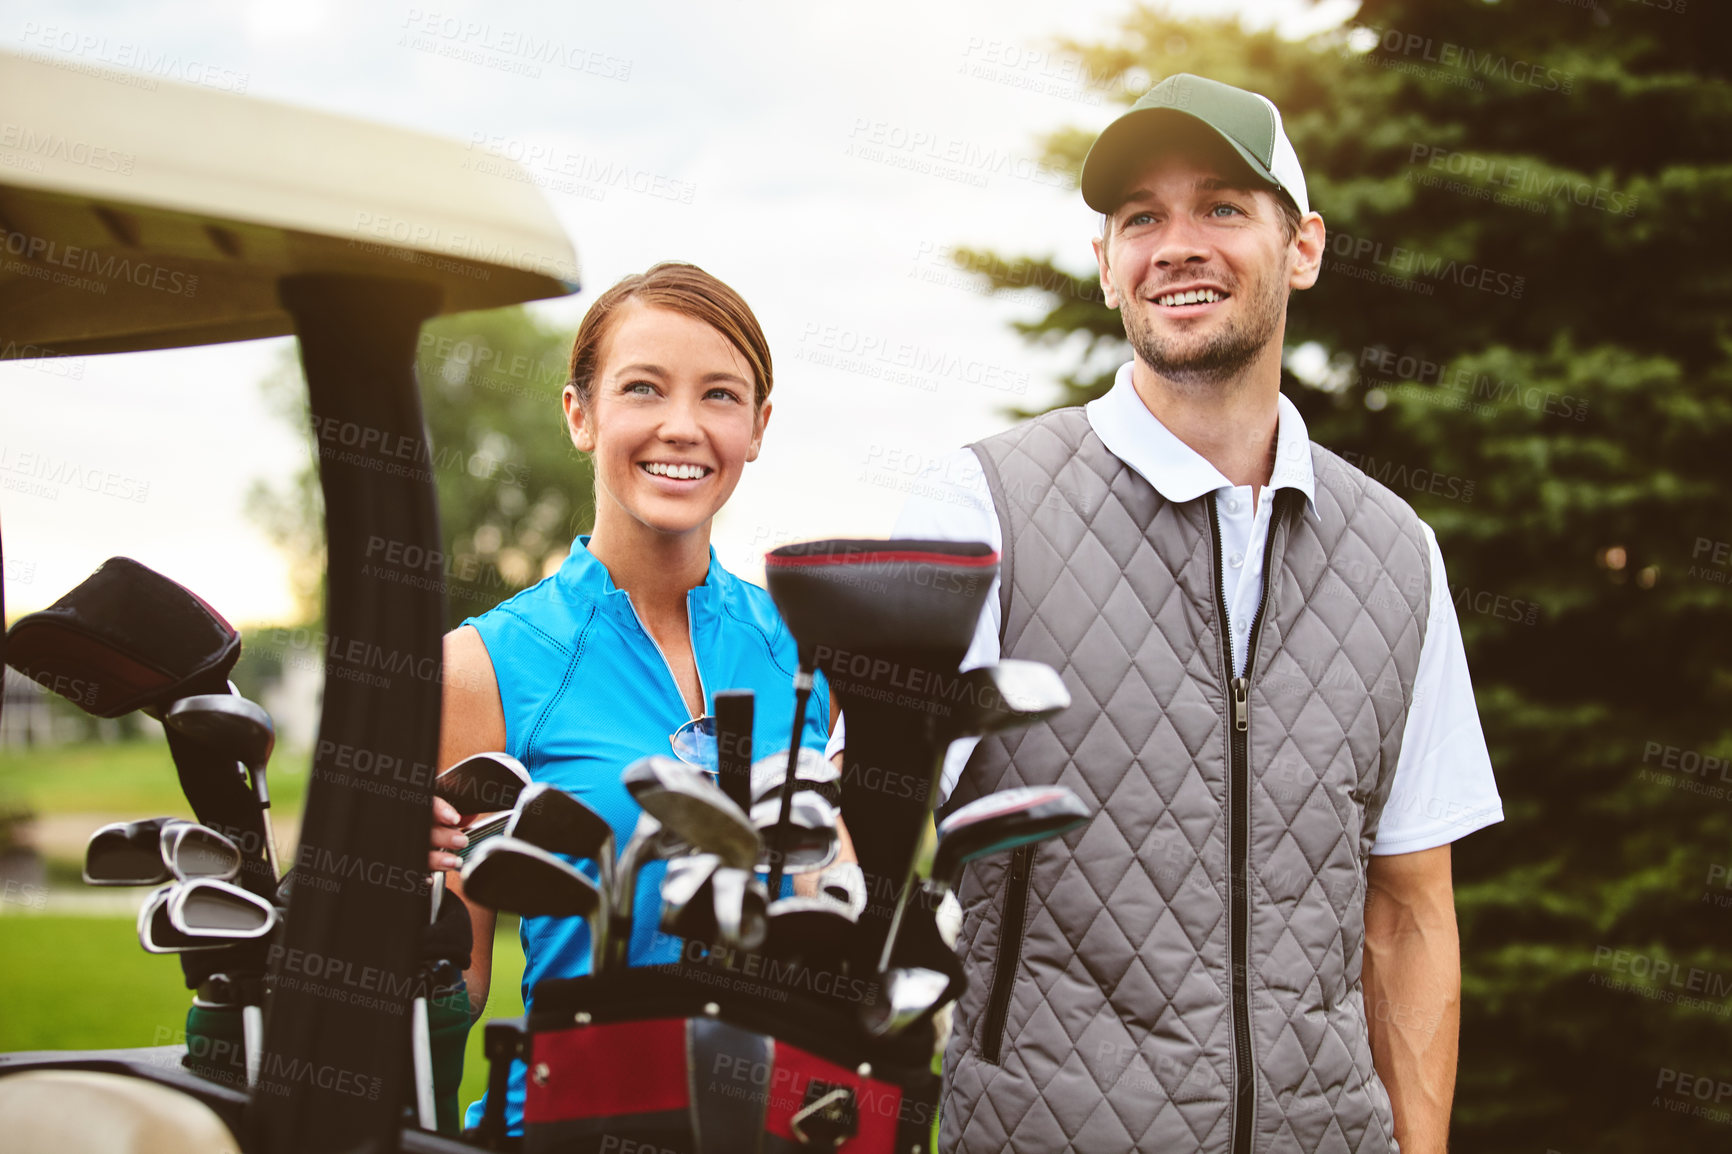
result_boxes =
[428,262,832,1132]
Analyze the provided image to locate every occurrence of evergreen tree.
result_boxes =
[961,4,1732,1149]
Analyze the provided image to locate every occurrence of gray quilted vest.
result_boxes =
[940,407,1431,1154]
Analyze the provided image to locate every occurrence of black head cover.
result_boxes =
[764,539,997,668]
[4,556,240,718]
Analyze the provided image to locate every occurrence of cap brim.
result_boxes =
[1080,107,1286,215]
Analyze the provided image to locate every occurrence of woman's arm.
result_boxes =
[433,624,507,1019]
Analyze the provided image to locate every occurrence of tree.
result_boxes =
[961,4,1732,1149]
[248,305,592,633]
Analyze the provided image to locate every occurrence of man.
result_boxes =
[833,74,1503,1152]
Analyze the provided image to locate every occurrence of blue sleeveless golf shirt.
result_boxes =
[460,536,829,1132]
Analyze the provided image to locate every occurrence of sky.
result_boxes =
[0,0,1354,625]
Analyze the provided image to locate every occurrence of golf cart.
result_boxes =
[0,49,576,1153]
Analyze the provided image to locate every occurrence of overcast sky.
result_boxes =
[0,0,1353,624]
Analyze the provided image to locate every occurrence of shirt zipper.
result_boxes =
[1210,491,1283,1154]
[623,591,706,723]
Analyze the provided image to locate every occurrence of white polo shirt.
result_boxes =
[830,362,1503,855]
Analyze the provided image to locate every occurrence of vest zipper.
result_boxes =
[981,843,1033,1065]
[1211,491,1284,1154]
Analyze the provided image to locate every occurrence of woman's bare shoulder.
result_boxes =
[440,625,506,765]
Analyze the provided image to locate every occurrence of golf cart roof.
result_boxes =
[0,50,579,357]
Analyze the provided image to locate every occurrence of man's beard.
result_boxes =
[1121,274,1285,389]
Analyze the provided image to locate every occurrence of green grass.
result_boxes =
[0,916,197,1051]
[1,913,524,1116]
[0,739,313,818]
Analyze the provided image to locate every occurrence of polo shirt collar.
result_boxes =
[1084,361,1318,516]
[558,535,727,621]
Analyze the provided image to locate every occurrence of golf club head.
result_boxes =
[749,745,841,807]
[947,660,1071,738]
[167,878,279,939]
[763,895,860,973]
[506,782,616,891]
[84,816,178,886]
[710,867,767,951]
[462,836,603,921]
[662,862,768,951]
[861,966,953,1039]
[814,861,867,919]
[137,885,226,953]
[749,794,839,875]
[931,785,1089,891]
[164,693,276,769]
[622,755,760,872]
[658,853,723,919]
[436,751,532,817]
[160,821,243,881]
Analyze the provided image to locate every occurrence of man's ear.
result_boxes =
[563,386,594,452]
[1092,233,1120,309]
[1289,212,1326,291]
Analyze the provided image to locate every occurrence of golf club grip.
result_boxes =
[715,690,754,812]
[765,676,813,895]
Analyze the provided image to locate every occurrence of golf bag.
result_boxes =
[466,540,1083,1153]
[488,967,940,1154]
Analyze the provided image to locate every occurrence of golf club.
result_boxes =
[660,854,768,951]
[137,885,234,954]
[930,786,1090,891]
[505,782,616,963]
[167,877,279,940]
[435,751,533,818]
[749,745,840,807]
[160,820,242,882]
[749,793,838,876]
[763,538,1002,953]
[863,966,951,1039]
[944,660,1072,737]
[83,817,179,886]
[432,751,534,922]
[878,785,1088,973]
[607,812,682,975]
[657,852,722,920]
[861,891,968,1041]
[164,692,280,878]
[411,985,435,1129]
[461,836,605,971]
[762,893,859,974]
[507,782,616,895]
[814,861,867,918]
[714,689,754,812]
[621,755,760,872]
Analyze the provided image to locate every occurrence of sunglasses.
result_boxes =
[669,715,718,777]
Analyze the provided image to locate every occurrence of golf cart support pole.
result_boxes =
[249,274,445,1154]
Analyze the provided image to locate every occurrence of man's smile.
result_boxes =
[1150,283,1231,309]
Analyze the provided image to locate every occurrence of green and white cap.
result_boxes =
[1080,73,1309,216]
